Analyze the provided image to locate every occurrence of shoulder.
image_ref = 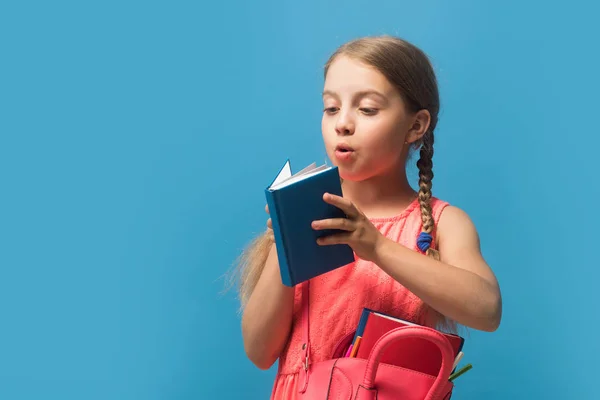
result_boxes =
[436,204,480,249]
[437,204,477,234]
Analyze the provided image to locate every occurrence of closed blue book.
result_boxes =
[265,160,355,287]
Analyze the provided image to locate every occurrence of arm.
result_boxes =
[241,242,295,370]
[373,206,502,332]
[313,194,502,332]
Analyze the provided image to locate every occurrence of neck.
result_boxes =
[341,167,417,219]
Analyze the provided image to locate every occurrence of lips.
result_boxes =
[334,144,355,162]
[335,143,354,153]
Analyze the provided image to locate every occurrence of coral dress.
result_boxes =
[269,197,449,399]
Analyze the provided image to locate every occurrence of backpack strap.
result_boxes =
[298,280,310,393]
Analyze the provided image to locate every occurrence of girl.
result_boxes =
[234,35,502,399]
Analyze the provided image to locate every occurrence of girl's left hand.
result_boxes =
[311,193,385,262]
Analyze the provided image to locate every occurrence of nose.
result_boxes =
[335,110,355,136]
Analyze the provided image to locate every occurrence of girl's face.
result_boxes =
[321,56,416,182]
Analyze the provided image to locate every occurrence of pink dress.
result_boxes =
[269,197,449,399]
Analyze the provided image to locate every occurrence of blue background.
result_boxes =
[1,0,599,399]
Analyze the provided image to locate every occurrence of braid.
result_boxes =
[416,130,440,260]
[416,131,458,333]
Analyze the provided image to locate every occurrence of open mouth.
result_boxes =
[334,144,355,161]
[335,144,354,153]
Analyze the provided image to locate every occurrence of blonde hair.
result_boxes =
[232,35,456,332]
[231,229,274,309]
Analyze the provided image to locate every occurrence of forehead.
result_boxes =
[323,55,393,95]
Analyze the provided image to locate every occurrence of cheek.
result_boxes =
[321,118,334,145]
[362,121,404,153]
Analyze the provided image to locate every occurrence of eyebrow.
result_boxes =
[322,89,389,103]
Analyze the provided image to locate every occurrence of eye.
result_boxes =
[360,108,378,115]
[323,107,339,114]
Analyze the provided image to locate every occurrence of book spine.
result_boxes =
[351,308,372,347]
[265,189,294,286]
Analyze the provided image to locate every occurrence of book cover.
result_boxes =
[354,309,464,376]
[265,160,355,287]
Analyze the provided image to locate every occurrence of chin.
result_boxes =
[338,167,368,182]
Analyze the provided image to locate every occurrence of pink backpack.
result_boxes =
[296,281,456,400]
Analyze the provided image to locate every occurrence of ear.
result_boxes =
[405,109,431,144]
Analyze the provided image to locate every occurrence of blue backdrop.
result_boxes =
[1,0,599,399]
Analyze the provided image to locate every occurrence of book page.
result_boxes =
[270,164,331,190]
[271,160,292,188]
[375,312,418,326]
[292,162,318,178]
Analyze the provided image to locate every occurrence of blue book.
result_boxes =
[265,160,355,287]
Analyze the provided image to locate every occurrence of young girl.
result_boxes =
[235,35,502,399]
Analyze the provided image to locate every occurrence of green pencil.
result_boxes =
[449,363,472,382]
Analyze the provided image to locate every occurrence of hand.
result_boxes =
[311,193,386,262]
[265,204,274,240]
[265,204,272,229]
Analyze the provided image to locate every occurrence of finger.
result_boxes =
[323,193,359,217]
[267,218,272,229]
[265,204,270,214]
[312,218,354,231]
[317,232,352,246]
